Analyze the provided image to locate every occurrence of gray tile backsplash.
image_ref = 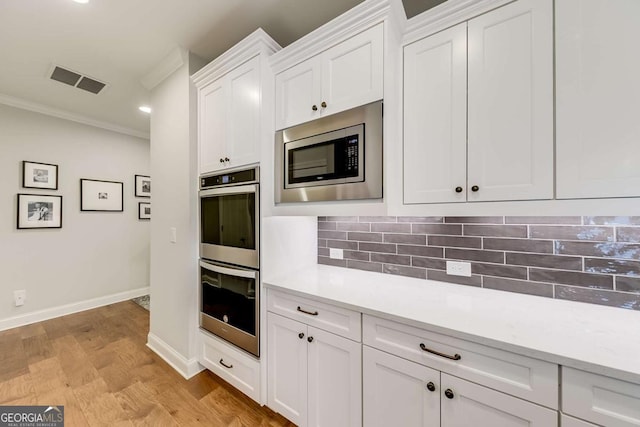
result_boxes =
[317,216,640,311]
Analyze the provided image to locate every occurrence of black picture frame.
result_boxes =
[80,179,124,212]
[138,202,151,220]
[22,161,59,190]
[135,175,151,198]
[17,193,63,229]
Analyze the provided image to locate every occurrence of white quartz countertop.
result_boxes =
[264,264,640,383]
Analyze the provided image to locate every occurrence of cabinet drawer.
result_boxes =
[562,367,640,427]
[267,289,361,342]
[363,314,558,408]
[199,330,261,403]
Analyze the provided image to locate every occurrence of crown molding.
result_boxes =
[0,93,150,140]
[141,47,188,91]
[191,28,281,87]
[269,0,395,74]
[403,0,513,44]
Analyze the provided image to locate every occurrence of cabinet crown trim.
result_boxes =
[403,0,513,45]
[192,28,281,87]
[269,0,403,74]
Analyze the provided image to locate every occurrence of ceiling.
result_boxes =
[0,0,444,138]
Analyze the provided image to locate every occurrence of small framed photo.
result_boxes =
[17,194,63,229]
[80,179,123,212]
[135,175,151,198]
[138,202,151,220]
[22,161,58,190]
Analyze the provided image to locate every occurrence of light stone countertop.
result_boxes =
[264,264,640,384]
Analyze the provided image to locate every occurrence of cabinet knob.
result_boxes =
[444,389,454,399]
[219,158,224,163]
[298,332,305,339]
[426,382,436,392]
[455,186,463,193]
[321,101,327,108]
[471,185,479,192]
[224,157,230,163]
[312,105,318,111]
[307,336,314,343]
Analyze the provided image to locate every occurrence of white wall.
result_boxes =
[0,103,150,329]
[148,53,205,377]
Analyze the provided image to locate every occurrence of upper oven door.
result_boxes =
[284,124,364,189]
[200,184,259,269]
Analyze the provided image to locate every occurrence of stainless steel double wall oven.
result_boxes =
[199,167,260,357]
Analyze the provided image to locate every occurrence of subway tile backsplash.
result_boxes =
[317,216,640,311]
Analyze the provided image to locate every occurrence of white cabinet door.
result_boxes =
[226,56,260,169]
[403,23,467,204]
[275,57,321,130]
[321,23,384,118]
[441,374,557,427]
[556,0,640,199]
[199,78,228,174]
[307,327,362,427]
[467,0,553,201]
[363,346,440,427]
[267,313,308,427]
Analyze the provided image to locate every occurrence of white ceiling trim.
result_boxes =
[0,93,150,140]
[141,47,188,91]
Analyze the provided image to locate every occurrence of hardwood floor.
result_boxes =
[0,301,295,427]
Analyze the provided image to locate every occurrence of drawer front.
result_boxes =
[563,367,640,427]
[267,289,361,341]
[199,331,261,403]
[363,314,558,408]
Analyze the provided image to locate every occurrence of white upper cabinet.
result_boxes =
[556,0,640,199]
[275,23,384,130]
[403,23,467,204]
[198,56,260,174]
[403,0,553,205]
[466,0,553,202]
[193,29,280,175]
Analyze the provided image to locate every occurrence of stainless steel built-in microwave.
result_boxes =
[275,101,383,203]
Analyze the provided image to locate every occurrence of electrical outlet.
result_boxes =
[329,248,344,260]
[169,227,177,243]
[14,290,26,307]
[446,261,471,277]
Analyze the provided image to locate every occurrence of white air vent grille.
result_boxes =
[49,65,107,94]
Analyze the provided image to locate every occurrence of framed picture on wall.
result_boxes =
[17,193,63,229]
[80,179,123,211]
[22,161,58,190]
[135,175,151,197]
[138,202,151,220]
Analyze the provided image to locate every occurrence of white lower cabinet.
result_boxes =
[363,346,556,427]
[267,311,362,427]
[562,367,640,427]
[199,330,261,403]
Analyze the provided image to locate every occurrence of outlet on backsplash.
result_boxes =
[330,248,344,260]
[447,261,471,277]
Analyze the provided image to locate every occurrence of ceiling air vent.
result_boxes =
[49,65,107,95]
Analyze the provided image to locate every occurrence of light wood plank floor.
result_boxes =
[0,301,295,427]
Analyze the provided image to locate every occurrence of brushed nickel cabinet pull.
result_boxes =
[297,306,319,316]
[420,343,461,361]
[219,359,233,369]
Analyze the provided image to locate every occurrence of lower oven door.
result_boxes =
[200,260,259,357]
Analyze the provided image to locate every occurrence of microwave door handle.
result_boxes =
[199,261,258,280]
[200,184,258,198]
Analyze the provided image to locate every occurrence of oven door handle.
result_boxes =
[200,184,258,198]
[200,260,258,280]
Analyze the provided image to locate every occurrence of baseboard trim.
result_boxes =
[147,333,204,380]
[0,287,150,332]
